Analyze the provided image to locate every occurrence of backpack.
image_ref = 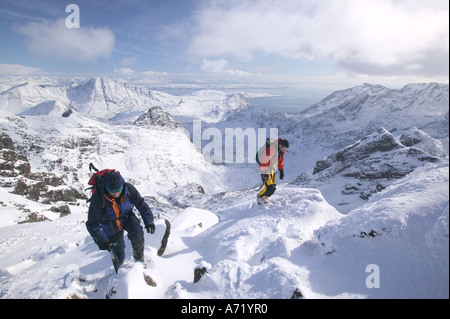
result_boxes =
[86,163,117,208]
[256,138,277,164]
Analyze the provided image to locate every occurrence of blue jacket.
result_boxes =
[86,180,154,246]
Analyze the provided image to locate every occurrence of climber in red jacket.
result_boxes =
[256,138,289,204]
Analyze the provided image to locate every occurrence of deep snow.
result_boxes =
[1,166,448,299]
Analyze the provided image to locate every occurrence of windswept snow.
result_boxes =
[1,175,446,299]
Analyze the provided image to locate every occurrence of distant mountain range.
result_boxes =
[0,77,251,120]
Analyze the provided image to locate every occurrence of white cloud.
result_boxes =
[223,69,254,77]
[188,0,449,76]
[201,58,262,78]
[15,18,115,63]
[114,68,135,75]
[201,58,229,73]
[113,68,169,81]
[0,64,43,75]
[140,70,169,76]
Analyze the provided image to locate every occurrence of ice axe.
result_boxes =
[108,243,120,274]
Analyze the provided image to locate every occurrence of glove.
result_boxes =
[279,169,284,180]
[145,223,156,234]
[98,241,113,251]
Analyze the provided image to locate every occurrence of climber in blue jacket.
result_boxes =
[86,171,155,266]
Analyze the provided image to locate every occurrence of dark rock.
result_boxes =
[0,133,31,177]
[194,267,208,283]
[291,288,304,299]
[358,230,378,238]
[50,205,71,217]
[12,179,28,196]
[18,212,49,224]
[26,182,45,201]
[62,109,73,117]
[43,188,83,203]
[0,133,16,150]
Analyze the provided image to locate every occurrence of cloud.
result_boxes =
[113,68,168,78]
[201,58,259,77]
[114,68,135,75]
[188,0,449,76]
[0,64,43,75]
[140,70,168,76]
[15,18,115,63]
[201,58,229,73]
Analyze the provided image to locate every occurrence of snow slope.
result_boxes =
[0,166,447,299]
[0,186,342,299]
[315,161,449,298]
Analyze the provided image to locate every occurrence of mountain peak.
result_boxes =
[134,106,186,132]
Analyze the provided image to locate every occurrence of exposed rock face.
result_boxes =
[293,128,441,210]
[134,106,187,133]
[312,128,439,179]
[0,133,84,204]
[0,133,31,177]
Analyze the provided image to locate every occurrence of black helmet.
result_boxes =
[279,139,289,148]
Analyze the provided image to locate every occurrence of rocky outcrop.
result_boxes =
[193,267,208,283]
[0,133,31,177]
[312,128,439,179]
[134,106,187,134]
[293,128,441,209]
[0,133,84,205]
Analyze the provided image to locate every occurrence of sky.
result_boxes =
[0,0,448,93]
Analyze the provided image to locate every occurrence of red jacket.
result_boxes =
[259,138,286,173]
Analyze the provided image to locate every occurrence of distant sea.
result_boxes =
[245,86,323,113]
[156,85,332,114]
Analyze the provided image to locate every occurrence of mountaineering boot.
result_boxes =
[257,195,269,205]
[132,240,145,263]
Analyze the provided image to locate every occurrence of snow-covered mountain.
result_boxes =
[0,77,252,121]
[0,79,448,299]
[300,83,448,139]
[0,82,67,115]
[285,83,448,170]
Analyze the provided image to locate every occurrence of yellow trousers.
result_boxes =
[258,171,276,198]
